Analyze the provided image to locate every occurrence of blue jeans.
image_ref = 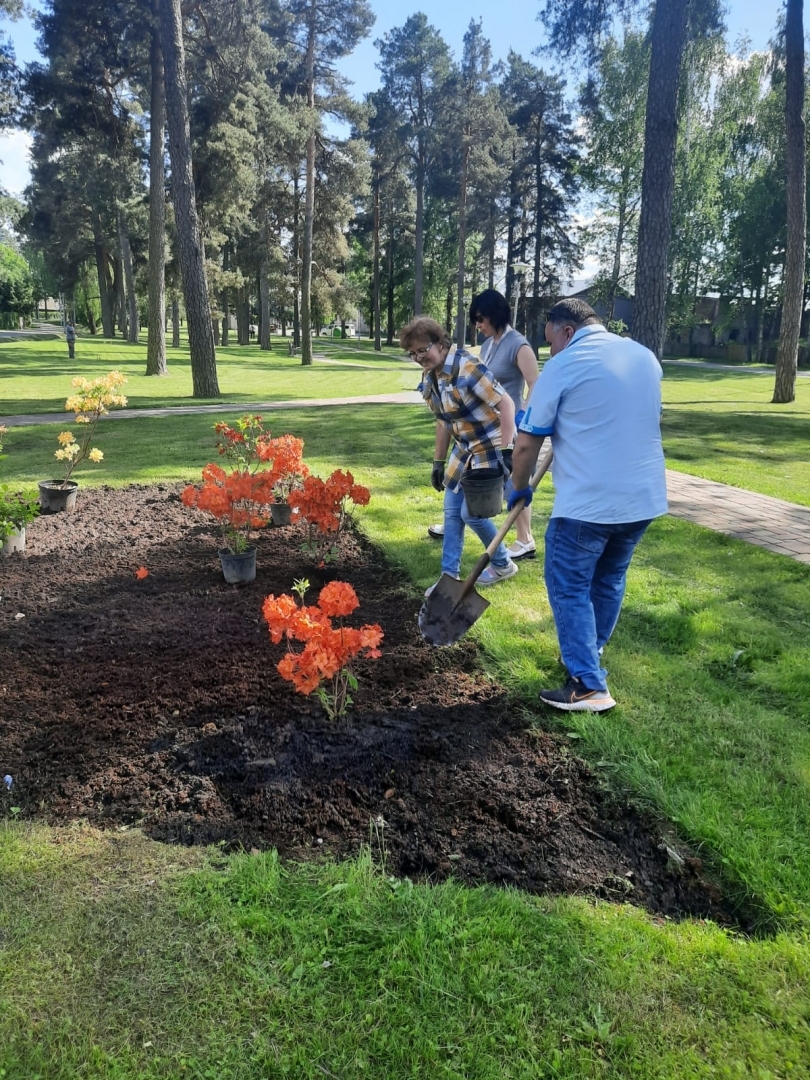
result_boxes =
[442,485,511,577]
[544,517,652,691]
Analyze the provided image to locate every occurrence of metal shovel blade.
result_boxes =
[418,574,491,647]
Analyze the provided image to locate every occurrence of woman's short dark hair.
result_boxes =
[469,289,511,332]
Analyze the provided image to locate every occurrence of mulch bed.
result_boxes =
[0,484,736,924]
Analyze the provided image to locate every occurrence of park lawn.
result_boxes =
[2,363,810,1075]
[661,366,810,505]
[0,335,413,415]
[1,829,807,1080]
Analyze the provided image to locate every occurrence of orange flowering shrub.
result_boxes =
[182,463,276,554]
[263,579,383,720]
[257,433,309,503]
[183,416,310,553]
[288,469,371,565]
[213,415,272,471]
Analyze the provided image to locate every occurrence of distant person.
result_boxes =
[508,298,667,713]
[65,322,76,359]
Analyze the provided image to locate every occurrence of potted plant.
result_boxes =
[182,417,312,581]
[181,464,275,583]
[261,434,308,526]
[40,370,128,512]
[182,416,274,583]
[0,484,39,556]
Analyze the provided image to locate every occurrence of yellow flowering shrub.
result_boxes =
[52,371,127,487]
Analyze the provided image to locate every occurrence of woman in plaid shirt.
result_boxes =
[401,316,518,597]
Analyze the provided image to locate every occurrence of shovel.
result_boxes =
[418,445,554,647]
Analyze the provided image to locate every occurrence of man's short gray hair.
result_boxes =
[546,299,601,330]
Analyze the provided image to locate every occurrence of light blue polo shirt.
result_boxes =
[519,325,667,523]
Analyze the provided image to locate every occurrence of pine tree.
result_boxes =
[774,0,805,403]
[159,0,218,396]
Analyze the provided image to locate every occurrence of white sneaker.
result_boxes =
[427,522,444,539]
[478,559,519,587]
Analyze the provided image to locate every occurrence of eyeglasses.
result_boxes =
[408,345,433,362]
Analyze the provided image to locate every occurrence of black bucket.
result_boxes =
[460,464,505,518]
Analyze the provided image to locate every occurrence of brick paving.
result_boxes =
[666,470,810,565]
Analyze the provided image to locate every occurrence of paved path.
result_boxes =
[0,391,424,428]
[3,391,809,566]
[666,471,810,564]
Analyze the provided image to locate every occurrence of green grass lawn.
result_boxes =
[2,343,810,1077]
[662,366,810,505]
[0,334,414,414]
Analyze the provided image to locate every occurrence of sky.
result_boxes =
[0,0,779,197]
[0,0,781,291]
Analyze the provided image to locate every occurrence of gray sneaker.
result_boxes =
[477,559,519,586]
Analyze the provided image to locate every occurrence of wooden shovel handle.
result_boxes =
[464,445,554,589]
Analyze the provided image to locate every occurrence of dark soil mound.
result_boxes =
[0,484,732,923]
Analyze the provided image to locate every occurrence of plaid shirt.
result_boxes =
[422,346,506,491]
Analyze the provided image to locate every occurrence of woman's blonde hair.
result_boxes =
[400,316,452,352]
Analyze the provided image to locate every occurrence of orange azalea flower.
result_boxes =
[263,584,383,719]
[318,581,359,618]
[135,566,149,580]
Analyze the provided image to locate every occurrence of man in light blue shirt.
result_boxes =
[508,298,667,712]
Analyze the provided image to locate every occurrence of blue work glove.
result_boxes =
[431,460,445,492]
[507,486,533,512]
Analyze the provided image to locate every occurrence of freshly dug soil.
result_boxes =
[1,484,734,924]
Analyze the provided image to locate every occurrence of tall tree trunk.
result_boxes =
[607,182,629,324]
[292,172,301,350]
[160,0,219,396]
[114,253,125,335]
[386,221,395,346]
[774,0,806,404]
[414,148,426,315]
[92,214,115,338]
[533,150,543,300]
[632,0,689,359]
[300,0,316,366]
[171,297,180,347]
[146,0,167,375]
[756,275,769,365]
[220,242,229,346]
[236,287,248,344]
[455,146,469,348]
[115,250,126,334]
[486,207,495,289]
[118,212,139,342]
[505,145,520,306]
[373,164,381,351]
[260,232,272,351]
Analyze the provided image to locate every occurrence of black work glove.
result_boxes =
[500,448,513,475]
[431,460,445,492]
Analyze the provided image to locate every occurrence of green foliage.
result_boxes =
[0,242,35,318]
[0,483,39,539]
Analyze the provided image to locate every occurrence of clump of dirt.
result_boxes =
[0,484,732,923]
